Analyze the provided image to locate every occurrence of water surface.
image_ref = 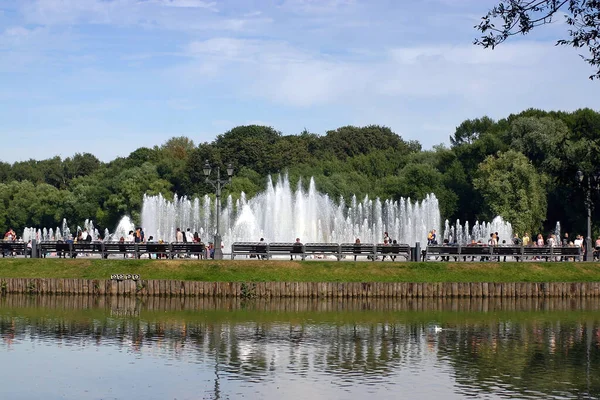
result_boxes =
[0,295,599,399]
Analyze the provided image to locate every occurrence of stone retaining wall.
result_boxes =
[1,278,600,298]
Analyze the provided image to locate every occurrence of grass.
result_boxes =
[0,258,599,282]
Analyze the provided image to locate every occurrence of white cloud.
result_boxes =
[280,0,355,14]
[3,0,600,163]
[175,37,576,109]
[0,25,45,45]
[21,0,218,27]
[153,0,217,10]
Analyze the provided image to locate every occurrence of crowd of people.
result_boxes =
[1,226,220,259]
[4,225,600,261]
[431,229,600,261]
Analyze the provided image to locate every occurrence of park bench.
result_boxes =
[169,242,206,259]
[425,245,462,261]
[340,243,376,261]
[231,242,268,260]
[146,243,169,259]
[425,245,582,262]
[102,242,137,258]
[375,243,411,261]
[460,246,494,261]
[268,242,304,260]
[522,246,581,261]
[425,245,493,261]
[39,241,72,258]
[304,243,340,260]
[1,241,28,257]
[72,242,103,257]
[556,246,582,259]
[492,246,523,261]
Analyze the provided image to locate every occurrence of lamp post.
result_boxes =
[203,160,234,260]
[576,170,600,261]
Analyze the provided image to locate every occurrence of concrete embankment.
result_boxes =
[1,278,600,298]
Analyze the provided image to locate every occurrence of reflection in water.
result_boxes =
[0,295,599,399]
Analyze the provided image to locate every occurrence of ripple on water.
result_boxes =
[1,295,600,400]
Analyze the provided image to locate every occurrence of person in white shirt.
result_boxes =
[574,235,583,261]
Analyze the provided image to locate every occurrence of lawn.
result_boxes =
[0,258,599,282]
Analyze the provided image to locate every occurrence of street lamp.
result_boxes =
[576,170,600,261]
[204,160,234,260]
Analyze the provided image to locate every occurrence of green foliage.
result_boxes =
[475,0,600,79]
[1,111,600,238]
[473,150,548,235]
[322,125,414,160]
[213,125,282,175]
[509,117,568,174]
[450,116,496,147]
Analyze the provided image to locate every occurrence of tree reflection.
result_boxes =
[0,295,599,399]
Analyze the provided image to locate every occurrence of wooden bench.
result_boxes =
[555,246,582,259]
[375,243,411,261]
[39,241,72,258]
[339,243,376,261]
[489,246,523,261]
[461,246,494,261]
[425,245,582,262]
[72,242,103,257]
[425,245,462,261]
[146,243,169,259]
[269,243,304,260]
[1,241,28,257]
[522,246,581,261]
[304,243,340,260]
[231,242,267,260]
[425,245,492,261]
[102,242,137,258]
[169,242,206,259]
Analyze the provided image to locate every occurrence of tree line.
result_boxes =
[1,108,599,239]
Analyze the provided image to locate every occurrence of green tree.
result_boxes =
[509,116,568,174]
[0,162,9,182]
[450,116,496,147]
[105,163,172,226]
[213,125,282,175]
[65,153,101,179]
[321,125,413,160]
[10,160,44,183]
[473,150,548,235]
[38,156,67,189]
[475,0,600,79]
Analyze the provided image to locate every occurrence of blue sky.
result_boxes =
[1,0,599,163]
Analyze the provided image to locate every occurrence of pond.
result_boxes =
[0,295,599,399]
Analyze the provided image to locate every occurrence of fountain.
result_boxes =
[19,175,524,249]
[141,175,442,246]
[442,216,513,245]
[23,218,108,243]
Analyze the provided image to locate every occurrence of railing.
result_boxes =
[425,245,582,261]
[231,242,412,261]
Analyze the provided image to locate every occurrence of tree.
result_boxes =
[64,153,101,180]
[509,116,568,174]
[213,125,282,175]
[473,150,548,235]
[450,116,496,147]
[160,137,195,160]
[475,1,600,79]
[321,125,413,160]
